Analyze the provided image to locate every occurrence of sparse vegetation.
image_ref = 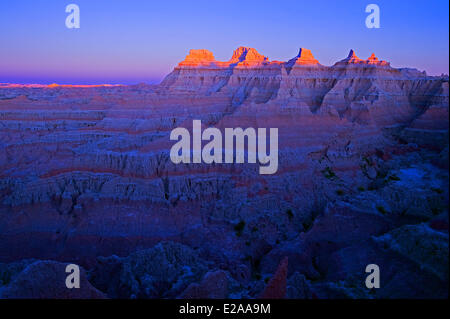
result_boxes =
[431,207,441,215]
[234,220,246,237]
[286,209,294,220]
[322,167,336,179]
[431,187,443,194]
[388,174,401,181]
[336,189,345,196]
[362,156,371,165]
[376,171,388,179]
[302,220,313,232]
[376,205,388,215]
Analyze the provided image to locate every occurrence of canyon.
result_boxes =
[169,120,279,174]
[0,46,448,298]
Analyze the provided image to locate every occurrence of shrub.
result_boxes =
[234,221,246,236]
[286,209,294,220]
[431,187,443,194]
[322,167,336,179]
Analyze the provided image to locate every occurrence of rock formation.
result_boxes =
[178,49,217,67]
[260,257,288,299]
[0,46,448,299]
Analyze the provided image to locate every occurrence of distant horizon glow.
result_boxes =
[0,0,448,85]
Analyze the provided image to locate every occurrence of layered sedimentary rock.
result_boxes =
[0,47,448,298]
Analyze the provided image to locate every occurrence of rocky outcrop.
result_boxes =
[178,49,217,67]
[88,242,208,298]
[287,48,320,66]
[0,260,106,299]
[178,270,229,299]
[260,257,288,299]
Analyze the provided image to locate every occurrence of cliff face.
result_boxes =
[160,47,447,127]
[0,47,448,298]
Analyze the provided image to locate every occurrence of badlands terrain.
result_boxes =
[0,47,448,298]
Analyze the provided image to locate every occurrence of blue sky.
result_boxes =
[0,0,448,84]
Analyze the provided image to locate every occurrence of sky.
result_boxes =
[0,0,448,84]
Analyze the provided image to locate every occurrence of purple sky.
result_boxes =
[0,0,448,84]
